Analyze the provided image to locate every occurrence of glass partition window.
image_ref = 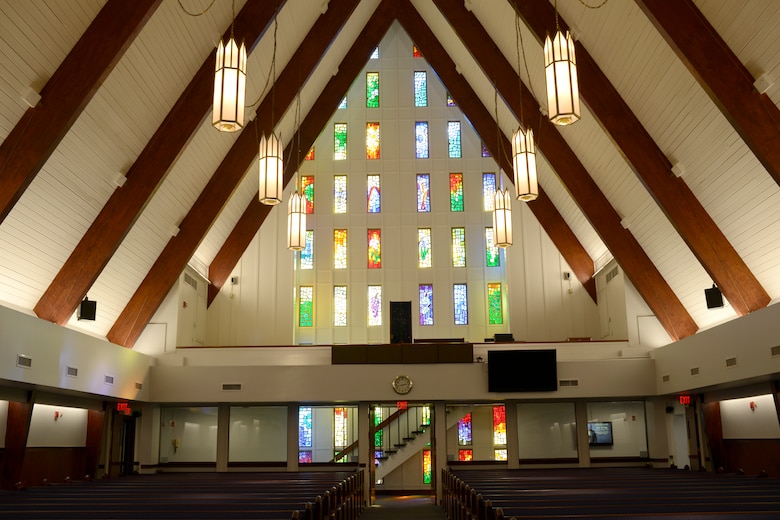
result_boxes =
[447,404,507,462]
[160,407,218,463]
[586,401,648,459]
[229,406,287,463]
[517,402,578,461]
[299,405,358,464]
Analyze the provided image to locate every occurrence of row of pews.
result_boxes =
[0,470,365,519]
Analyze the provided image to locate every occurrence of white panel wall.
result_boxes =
[27,404,88,447]
[720,395,780,439]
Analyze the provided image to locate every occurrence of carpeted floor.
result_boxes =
[359,495,447,519]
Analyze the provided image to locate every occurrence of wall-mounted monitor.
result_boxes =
[587,421,614,446]
[487,349,557,392]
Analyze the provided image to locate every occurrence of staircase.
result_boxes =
[373,405,431,481]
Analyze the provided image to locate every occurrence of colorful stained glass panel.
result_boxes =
[447,121,461,158]
[368,286,382,326]
[366,122,380,159]
[458,413,472,445]
[494,449,507,461]
[299,451,312,463]
[418,228,432,268]
[299,286,313,327]
[374,407,383,447]
[413,45,422,58]
[421,406,431,426]
[368,229,381,269]
[334,407,348,448]
[414,71,427,107]
[419,284,433,325]
[452,227,466,267]
[417,174,430,212]
[366,72,379,108]
[481,142,491,157]
[334,123,347,160]
[302,175,314,214]
[415,121,429,159]
[334,175,347,213]
[305,147,315,160]
[423,449,432,484]
[338,96,347,109]
[299,406,312,447]
[447,91,457,107]
[334,286,347,327]
[367,175,381,213]
[334,229,347,269]
[458,450,473,461]
[454,284,468,325]
[488,283,503,325]
[485,228,500,267]
[301,230,314,270]
[493,405,507,445]
[483,173,496,211]
[450,173,464,212]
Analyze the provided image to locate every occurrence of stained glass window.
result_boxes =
[494,449,507,461]
[447,91,457,107]
[448,121,462,158]
[415,121,429,159]
[334,407,348,448]
[334,286,347,327]
[334,175,347,213]
[488,283,503,325]
[413,44,422,58]
[493,405,507,445]
[302,175,314,214]
[299,406,312,447]
[450,173,464,212]
[368,285,382,326]
[305,147,315,161]
[417,174,430,212]
[334,229,347,269]
[367,175,381,213]
[334,123,347,160]
[454,284,468,325]
[481,142,491,157]
[370,47,379,59]
[368,229,381,269]
[485,228,500,267]
[366,122,380,159]
[301,230,314,270]
[414,71,427,107]
[299,286,313,327]
[419,284,433,325]
[458,450,473,462]
[458,413,472,445]
[451,228,466,267]
[421,406,431,426]
[299,451,313,463]
[366,72,379,108]
[374,406,383,448]
[418,228,432,268]
[423,449,432,484]
[338,96,347,109]
[483,173,496,211]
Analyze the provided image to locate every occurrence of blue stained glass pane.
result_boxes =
[334,175,347,214]
[301,230,314,269]
[299,407,312,447]
[414,71,427,107]
[415,121,429,159]
[454,284,468,325]
[371,47,379,59]
[417,174,430,212]
[419,284,433,325]
[481,142,491,157]
[483,173,496,211]
[448,121,461,158]
[338,96,347,109]
[458,413,472,445]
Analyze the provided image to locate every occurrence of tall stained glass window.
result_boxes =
[454,284,468,325]
[334,286,347,327]
[299,451,313,463]
[302,175,314,214]
[334,123,347,160]
[370,47,379,59]
[414,71,427,107]
[482,173,496,211]
[301,230,314,269]
[485,228,500,267]
[421,406,431,426]
[418,228,432,268]
[334,229,347,269]
[452,227,466,267]
[423,449,432,484]
[458,413,472,445]
[299,286,313,327]
[334,175,347,213]
[458,450,473,461]
[450,173,464,212]
[368,229,381,269]
[367,175,381,213]
[419,284,433,325]
[305,147,315,160]
[368,285,382,326]
[488,283,503,325]
[299,406,312,447]
[494,449,508,461]
[493,405,507,445]
[366,122,380,159]
[447,121,462,158]
[334,407,348,448]
[366,72,379,108]
[417,174,430,212]
[447,91,457,107]
[338,96,347,109]
[374,406,383,449]
[413,45,422,58]
[415,121,429,159]
[481,142,491,157]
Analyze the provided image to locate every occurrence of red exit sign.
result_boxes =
[679,395,691,406]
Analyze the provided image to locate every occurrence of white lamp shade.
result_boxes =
[512,127,538,201]
[493,188,513,248]
[258,133,284,205]
[287,191,307,251]
[213,37,247,132]
[544,31,580,126]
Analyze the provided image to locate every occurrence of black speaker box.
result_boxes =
[704,285,723,309]
[78,298,97,321]
[390,301,412,344]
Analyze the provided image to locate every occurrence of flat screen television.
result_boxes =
[587,421,614,446]
[487,349,557,392]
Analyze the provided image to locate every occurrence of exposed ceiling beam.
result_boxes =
[106,0,364,348]
[0,0,161,224]
[636,0,780,188]
[208,0,399,306]
[412,0,696,340]
[34,1,284,326]
[506,0,769,315]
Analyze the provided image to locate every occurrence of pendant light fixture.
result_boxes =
[212,1,246,132]
[544,0,580,125]
[511,13,538,201]
[492,87,512,248]
[287,94,306,251]
[258,9,283,205]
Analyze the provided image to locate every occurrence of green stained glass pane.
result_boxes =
[374,407,383,447]
[450,173,464,212]
[334,123,347,160]
[418,228,432,268]
[414,71,427,107]
[485,227,500,267]
[488,283,503,324]
[452,227,466,267]
[299,286,313,327]
[423,449,432,484]
[302,175,314,214]
[366,72,379,108]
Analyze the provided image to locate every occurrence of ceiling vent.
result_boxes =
[104,375,115,385]
[662,374,670,383]
[771,345,780,357]
[135,382,143,390]
[184,272,198,289]
[559,379,579,387]
[222,383,242,391]
[66,366,78,377]
[605,266,619,283]
[690,367,699,376]
[16,354,32,368]
[725,357,737,368]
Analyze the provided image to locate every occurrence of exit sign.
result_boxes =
[679,395,691,406]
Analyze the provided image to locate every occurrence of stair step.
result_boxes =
[403,437,415,441]
[394,443,406,448]
[411,430,424,434]
[384,450,397,455]
[376,456,388,461]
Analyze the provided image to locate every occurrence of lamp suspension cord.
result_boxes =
[577,0,609,8]
[515,13,542,146]
[177,0,216,17]
[247,3,280,109]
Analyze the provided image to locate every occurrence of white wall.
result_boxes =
[26,404,88,447]
[228,406,288,462]
[720,395,780,439]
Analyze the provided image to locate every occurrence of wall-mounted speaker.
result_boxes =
[704,284,723,309]
[77,297,96,321]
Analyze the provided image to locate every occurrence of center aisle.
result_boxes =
[359,495,447,519]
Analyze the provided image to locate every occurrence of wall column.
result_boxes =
[505,400,520,469]
[645,397,671,466]
[0,392,34,489]
[433,401,447,504]
[358,402,370,506]
[216,404,230,472]
[287,404,299,472]
[85,408,105,479]
[575,400,591,467]
[136,403,160,474]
